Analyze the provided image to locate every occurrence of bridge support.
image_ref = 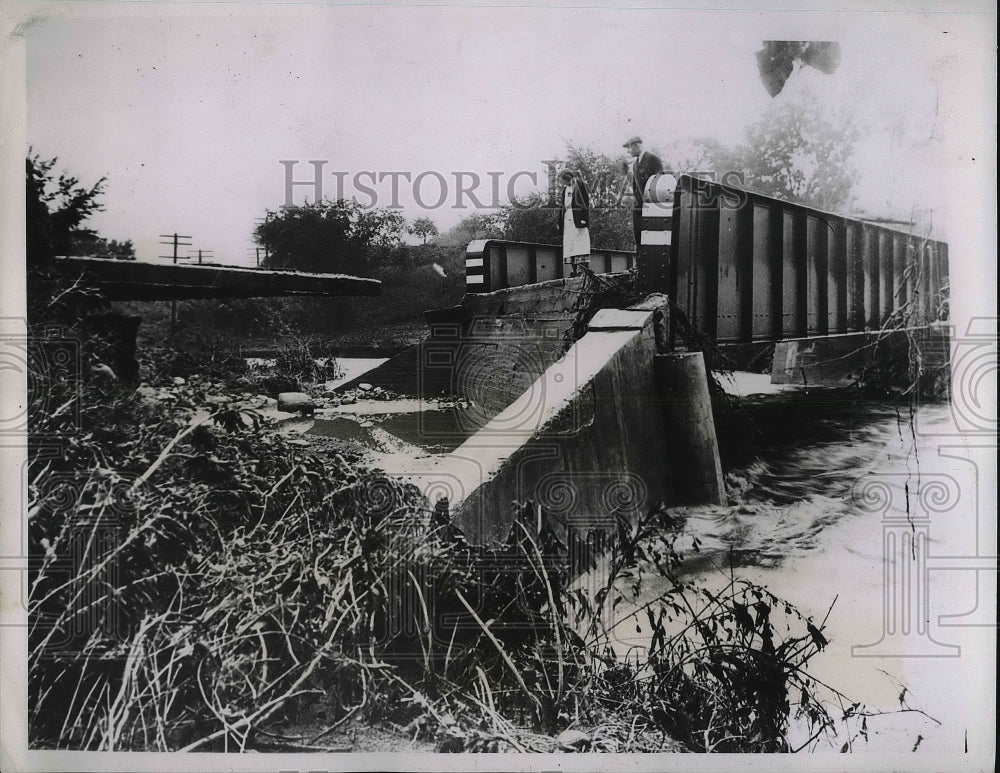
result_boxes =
[655,352,727,506]
[405,301,670,546]
[79,312,142,387]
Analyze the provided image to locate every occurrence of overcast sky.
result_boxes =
[17,1,995,285]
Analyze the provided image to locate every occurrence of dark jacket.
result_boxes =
[557,179,590,234]
[631,151,664,206]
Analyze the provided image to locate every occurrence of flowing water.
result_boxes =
[283,359,995,757]
[623,392,996,757]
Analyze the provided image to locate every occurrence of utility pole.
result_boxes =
[188,249,214,265]
[158,232,192,338]
[253,213,272,264]
[158,233,192,264]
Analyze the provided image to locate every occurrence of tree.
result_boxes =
[658,137,743,180]
[498,192,560,244]
[737,95,858,211]
[436,212,503,247]
[26,151,107,265]
[253,199,406,276]
[25,153,140,384]
[408,217,439,245]
[490,143,633,250]
[655,96,859,213]
[72,234,137,260]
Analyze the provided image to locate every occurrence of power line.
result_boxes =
[158,233,192,264]
[187,249,214,265]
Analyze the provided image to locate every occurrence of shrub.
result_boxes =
[28,376,456,750]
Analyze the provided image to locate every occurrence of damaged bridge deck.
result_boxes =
[53,256,381,301]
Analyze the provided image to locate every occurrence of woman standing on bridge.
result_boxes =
[557,168,590,276]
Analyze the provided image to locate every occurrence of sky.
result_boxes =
[10,0,996,299]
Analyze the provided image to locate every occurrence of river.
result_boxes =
[289,358,996,759]
[619,390,996,758]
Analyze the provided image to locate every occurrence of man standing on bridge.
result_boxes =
[624,136,664,249]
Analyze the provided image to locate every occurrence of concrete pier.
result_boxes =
[655,352,727,506]
[402,303,670,545]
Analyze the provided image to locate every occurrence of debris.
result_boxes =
[556,729,590,751]
[91,363,118,382]
[277,392,316,414]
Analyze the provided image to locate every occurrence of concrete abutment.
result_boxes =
[391,292,728,546]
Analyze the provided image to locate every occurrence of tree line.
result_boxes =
[28,96,859,345]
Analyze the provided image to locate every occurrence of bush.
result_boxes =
[27,375,459,750]
[404,504,850,753]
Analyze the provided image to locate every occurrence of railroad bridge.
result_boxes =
[335,174,950,546]
[463,173,948,346]
[54,176,951,547]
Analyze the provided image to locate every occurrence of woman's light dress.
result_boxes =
[563,184,590,258]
